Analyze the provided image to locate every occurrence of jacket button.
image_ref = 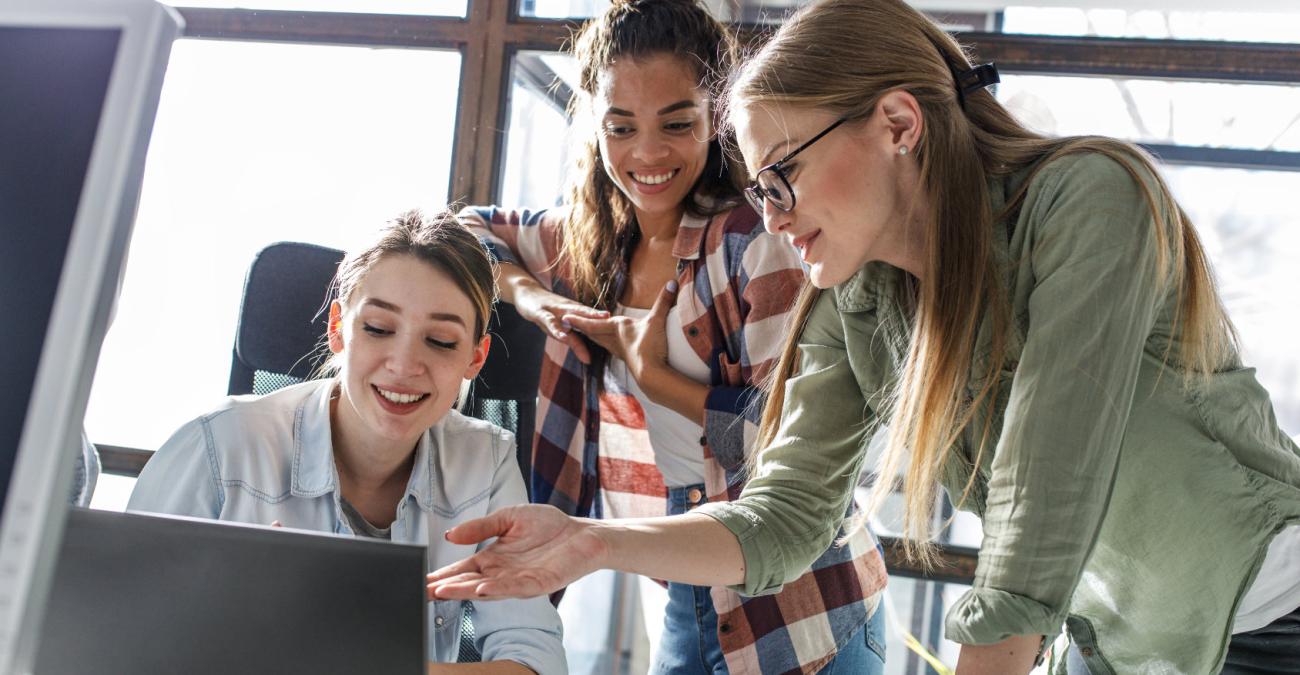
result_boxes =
[434,616,445,628]
[687,326,700,337]
[699,435,707,446]
[687,488,703,504]
[719,622,732,634]
[1080,647,1093,657]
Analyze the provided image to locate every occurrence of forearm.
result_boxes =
[495,262,542,306]
[638,366,709,424]
[955,635,1043,675]
[427,661,534,675]
[593,512,744,586]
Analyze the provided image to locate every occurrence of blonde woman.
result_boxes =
[430,1,1300,673]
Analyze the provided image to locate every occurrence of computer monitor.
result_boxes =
[0,1,180,671]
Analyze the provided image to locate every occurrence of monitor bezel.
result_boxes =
[0,1,181,671]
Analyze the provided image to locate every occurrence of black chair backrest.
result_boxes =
[228,242,343,396]
[465,302,545,484]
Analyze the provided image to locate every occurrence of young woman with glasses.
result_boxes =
[436,1,1300,673]
[458,1,888,673]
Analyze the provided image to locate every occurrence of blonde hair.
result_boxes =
[561,0,742,309]
[736,0,1238,565]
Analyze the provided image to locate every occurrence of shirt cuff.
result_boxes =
[944,586,1065,645]
[696,501,787,598]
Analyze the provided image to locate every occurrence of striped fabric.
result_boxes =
[460,204,888,675]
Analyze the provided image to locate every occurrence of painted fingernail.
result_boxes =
[561,319,573,331]
[443,529,451,540]
[666,280,679,293]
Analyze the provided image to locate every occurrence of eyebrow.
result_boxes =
[362,298,467,327]
[605,100,699,117]
[758,140,795,168]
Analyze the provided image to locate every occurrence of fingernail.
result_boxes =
[443,529,451,540]
[666,280,679,293]
[556,331,567,339]
[561,319,573,331]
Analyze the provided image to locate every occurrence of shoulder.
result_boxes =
[1025,147,1163,219]
[703,203,801,271]
[430,410,516,463]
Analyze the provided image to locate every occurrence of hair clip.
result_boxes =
[957,63,1000,96]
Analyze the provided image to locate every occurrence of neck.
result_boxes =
[329,392,417,497]
[635,206,683,243]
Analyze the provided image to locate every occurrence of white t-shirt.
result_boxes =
[607,304,712,488]
[1233,523,1300,633]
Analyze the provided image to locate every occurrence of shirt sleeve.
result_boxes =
[702,223,806,472]
[471,430,568,675]
[126,416,223,518]
[696,287,887,596]
[457,205,563,291]
[945,153,1170,644]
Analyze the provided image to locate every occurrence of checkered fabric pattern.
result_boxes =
[460,204,888,674]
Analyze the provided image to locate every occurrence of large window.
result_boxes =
[86,39,461,509]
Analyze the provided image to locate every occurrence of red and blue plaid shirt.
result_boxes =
[461,204,887,675]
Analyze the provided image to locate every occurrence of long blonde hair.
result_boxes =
[737,0,1238,565]
[562,0,743,309]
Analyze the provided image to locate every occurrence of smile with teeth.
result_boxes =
[631,169,678,185]
[375,386,428,405]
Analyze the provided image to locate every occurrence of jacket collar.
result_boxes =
[290,379,435,511]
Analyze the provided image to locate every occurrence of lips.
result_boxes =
[371,384,429,416]
[628,168,678,195]
[790,230,821,262]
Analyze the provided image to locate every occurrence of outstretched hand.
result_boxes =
[426,504,607,601]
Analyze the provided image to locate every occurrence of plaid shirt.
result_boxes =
[461,204,888,675]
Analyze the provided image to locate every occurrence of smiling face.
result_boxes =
[594,53,712,225]
[327,254,489,453]
[733,98,926,288]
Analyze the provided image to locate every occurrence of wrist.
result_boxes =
[585,517,622,572]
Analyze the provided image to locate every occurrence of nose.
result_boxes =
[632,130,670,162]
[763,200,793,236]
[385,336,426,379]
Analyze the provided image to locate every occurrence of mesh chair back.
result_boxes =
[228,242,343,396]
[465,302,545,487]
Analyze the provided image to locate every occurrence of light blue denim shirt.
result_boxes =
[128,379,566,675]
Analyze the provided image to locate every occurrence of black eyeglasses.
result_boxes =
[743,116,848,214]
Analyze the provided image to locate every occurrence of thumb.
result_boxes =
[444,511,509,545]
[648,279,679,323]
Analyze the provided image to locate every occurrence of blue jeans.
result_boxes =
[652,485,887,675]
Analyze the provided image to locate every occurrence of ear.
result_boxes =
[327,301,345,354]
[462,334,491,380]
[876,89,924,154]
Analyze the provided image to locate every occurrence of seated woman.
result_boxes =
[128,209,566,675]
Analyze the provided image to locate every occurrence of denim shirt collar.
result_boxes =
[290,380,436,511]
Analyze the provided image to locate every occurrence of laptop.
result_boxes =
[34,508,426,674]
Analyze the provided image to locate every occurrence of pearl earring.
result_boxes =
[898,145,909,156]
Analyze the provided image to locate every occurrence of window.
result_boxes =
[165,0,467,17]
[85,39,461,510]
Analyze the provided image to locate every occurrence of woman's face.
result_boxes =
[328,254,489,450]
[733,99,923,288]
[594,53,712,223]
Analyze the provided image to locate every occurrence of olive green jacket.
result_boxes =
[697,152,1300,674]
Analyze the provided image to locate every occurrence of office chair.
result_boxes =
[228,241,548,663]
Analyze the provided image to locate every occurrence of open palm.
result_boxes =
[426,504,606,600]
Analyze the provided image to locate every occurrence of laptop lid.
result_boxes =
[35,508,426,675]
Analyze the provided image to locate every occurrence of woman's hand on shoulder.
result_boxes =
[426,504,606,601]
[512,282,608,365]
